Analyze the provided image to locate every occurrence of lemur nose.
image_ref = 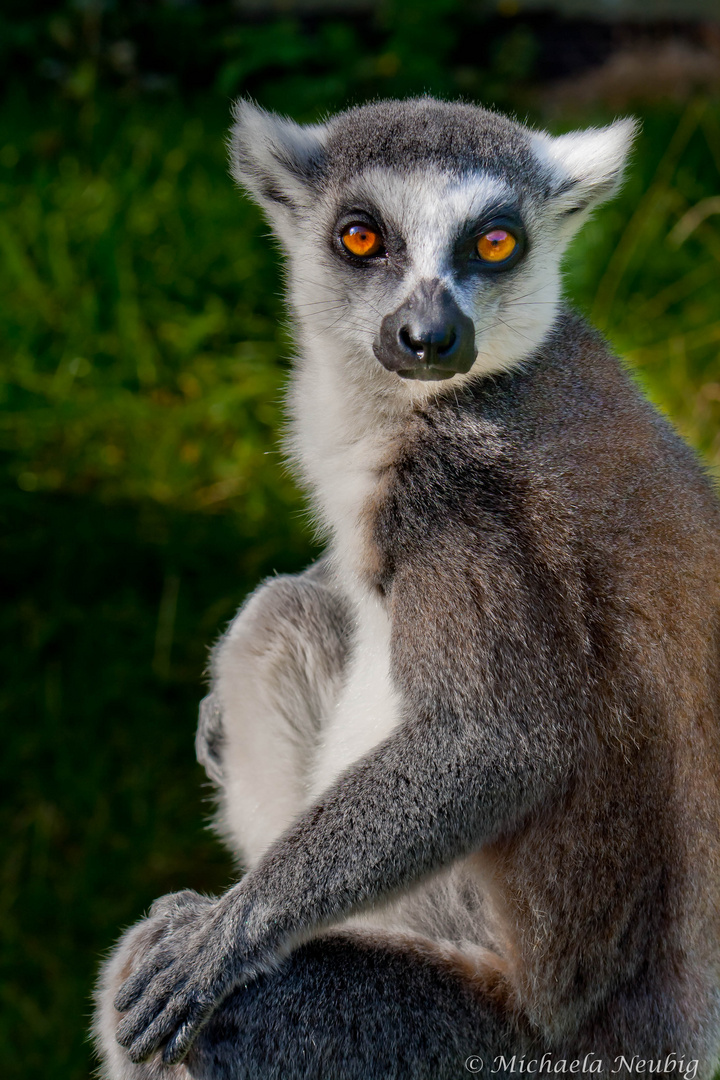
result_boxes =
[398,324,458,364]
[373,279,477,381]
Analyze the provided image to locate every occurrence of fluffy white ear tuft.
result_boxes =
[533,118,638,216]
[229,99,329,217]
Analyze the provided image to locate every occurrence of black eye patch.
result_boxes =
[330,204,406,269]
[453,204,527,275]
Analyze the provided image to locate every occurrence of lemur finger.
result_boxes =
[116,984,172,1049]
[161,1005,212,1066]
[124,994,198,1065]
[114,976,149,1015]
[115,965,190,1047]
[113,948,174,1018]
[113,964,160,1014]
[112,931,182,1012]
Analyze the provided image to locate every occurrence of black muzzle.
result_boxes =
[373,279,477,381]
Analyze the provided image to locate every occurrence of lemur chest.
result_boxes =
[307,438,403,797]
[304,414,412,798]
[309,589,402,799]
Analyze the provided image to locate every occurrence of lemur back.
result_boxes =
[95,98,720,1080]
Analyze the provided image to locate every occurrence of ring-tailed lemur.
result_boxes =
[94,98,720,1080]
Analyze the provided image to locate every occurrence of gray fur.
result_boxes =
[307,98,542,191]
[94,98,720,1080]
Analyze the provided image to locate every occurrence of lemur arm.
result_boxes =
[114,542,582,1066]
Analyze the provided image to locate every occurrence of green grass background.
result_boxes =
[2,4,720,1077]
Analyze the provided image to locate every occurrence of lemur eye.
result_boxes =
[341,223,384,258]
[476,229,517,263]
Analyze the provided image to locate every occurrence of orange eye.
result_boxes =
[476,229,517,263]
[341,223,383,258]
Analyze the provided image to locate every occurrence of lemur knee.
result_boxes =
[196,569,352,784]
[229,570,349,656]
[216,570,350,681]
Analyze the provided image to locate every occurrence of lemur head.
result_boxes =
[230,98,635,403]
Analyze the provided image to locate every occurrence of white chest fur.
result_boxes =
[290,351,407,799]
[309,588,403,799]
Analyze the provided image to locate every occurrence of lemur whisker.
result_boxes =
[495,315,544,348]
[296,277,384,320]
[300,306,348,318]
[294,298,347,308]
[504,300,557,307]
[504,286,548,304]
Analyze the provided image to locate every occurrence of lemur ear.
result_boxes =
[229,99,329,219]
[532,118,638,217]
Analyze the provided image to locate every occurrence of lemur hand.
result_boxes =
[113,886,273,1065]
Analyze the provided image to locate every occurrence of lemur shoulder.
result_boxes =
[94,97,720,1080]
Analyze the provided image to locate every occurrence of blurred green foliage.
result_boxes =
[1,5,720,1079]
[0,90,293,517]
[0,0,516,104]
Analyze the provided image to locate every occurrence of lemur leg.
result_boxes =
[189,930,521,1080]
[98,913,520,1080]
[196,560,352,867]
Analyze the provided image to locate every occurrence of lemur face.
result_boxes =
[313,166,537,384]
[230,98,635,397]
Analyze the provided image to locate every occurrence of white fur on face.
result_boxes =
[284,165,566,410]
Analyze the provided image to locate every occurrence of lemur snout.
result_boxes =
[373,279,476,382]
